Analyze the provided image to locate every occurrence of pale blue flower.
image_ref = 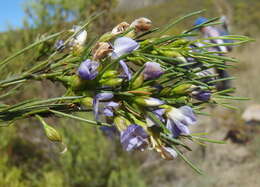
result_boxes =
[111,37,139,59]
[120,124,148,151]
[78,59,99,80]
[143,62,164,80]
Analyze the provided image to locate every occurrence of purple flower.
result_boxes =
[143,62,164,80]
[103,101,119,117]
[153,108,166,122]
[54,40,65,51]
[165,106,197,137]
[146,108,166,127]
[70,25,88,46]
[192,90,211,101]
[119,60,132,80]
[78,59,99,80]
[111,37,139,59]
[120,124,148,151]
[93,93,114,120]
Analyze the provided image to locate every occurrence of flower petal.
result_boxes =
[112,37,139,59]
[143,62,164,80]
[119,60,132,80]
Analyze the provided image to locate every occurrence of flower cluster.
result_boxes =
[56,18,224,159]
[0,13,251,173]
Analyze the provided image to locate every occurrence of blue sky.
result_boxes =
[0,0,25,31]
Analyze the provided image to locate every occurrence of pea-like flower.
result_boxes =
[120,124,148,151]
[134,96,165,107]
[143,62,164,80]
[103,101,119,117]
[159,146,178,160]
[69,25,87,47]
[54,40,65,51]
[93,93,114,120]
[165,106,197,137]
[111,37,139,59]
[146,108,166,127]
[192,90,211,101]
[78,59,99,80]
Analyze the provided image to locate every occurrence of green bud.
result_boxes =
[128,86,155,95]
[57,75,88,91]
[37,115,62,142]
[171,84,193,95]
[81,97,93,108]
[70,75,88,91]
[130,74,144,89]
[170,39,189,47]
[133,96,164,107]
[102,70,118,79]
[100,78,123,87]
[114,116,131,131]
[165,96,188,105]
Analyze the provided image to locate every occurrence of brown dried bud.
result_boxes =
[130,17,152,32]
[92,42,113,61]
[111,22,130,35]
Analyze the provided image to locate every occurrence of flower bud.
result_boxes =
[99,78,123,87]
[70,75,88,91]
[92,42,113,61]
[101,70,118,79]
[159,50,187,63]
[134,96,164,107]
[170,39,189,47]
[37,116,62,142]
[171,84,193,95]
[43,123,62,142]
[130,74,144,89]
[114,116,131,131]
[81,97,93,108]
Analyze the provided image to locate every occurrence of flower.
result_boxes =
[130,17,152,32]
[111,22,130,35]
[146,108,166,127]
[111,37,139,59]
[159,146,178,160]
[153,108,166,122]
[69,25,87,46]
[93,93,114,120]
[54,40,65,51]
[103,101,119,117]
[192,90,211,101]
[92,42,113,60]
[119,60,132,80]
[78,59,99,80]
[134,96,165,107]
[165,106,197,137]
[120,124,148,151]
[143,62,164,80]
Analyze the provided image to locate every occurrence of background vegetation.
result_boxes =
[0,0,260,186]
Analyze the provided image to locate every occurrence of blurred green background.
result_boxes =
[0,0,260,186]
